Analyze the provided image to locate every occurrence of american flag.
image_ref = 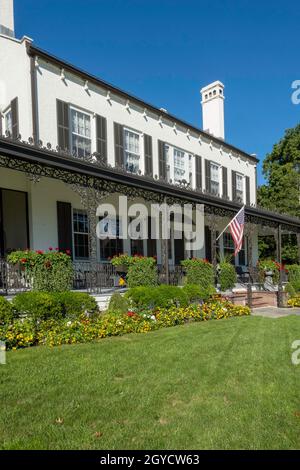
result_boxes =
[229,206,245,255]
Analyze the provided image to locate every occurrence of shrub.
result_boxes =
[285,282,296,298]
[54,292,99,319]
[12,292,64,322]
[257,259,280,284]
[12,291,98,322]
[0,297,14,326]
[181,258,214,289]
[127,261,158,288]
[107,292,129,315]
[286,264,300,283]
[125,285,189,310]
[219,261,237,291]
[182,284,215,303]
[7,249,73,292]
[287,296,300,307]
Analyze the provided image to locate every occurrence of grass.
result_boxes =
[0,315,300,450]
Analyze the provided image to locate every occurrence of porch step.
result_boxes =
[92,290,127,311]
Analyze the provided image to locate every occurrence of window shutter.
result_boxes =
[144,134,153,176]
[245,176,250,205]
[174,238,185,265]
[195,155,202,190]
[232,171,237,201]
[0,112,2,136]
[147,216,157,258]
[222,167,228,198]
[205,160,211,193]
[158,140,166,179]
[205,226,212,262]
[11,97,19,139]
[57,201,73,259]
[57,100,70,151]
[96,115,107,163]
[114,122,124,167]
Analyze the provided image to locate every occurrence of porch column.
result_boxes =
[297,232,300,263]
[276,223,284,308]
[206,213,218,267]
[161,196,169,284]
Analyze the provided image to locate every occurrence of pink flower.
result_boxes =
[49,247,53,251]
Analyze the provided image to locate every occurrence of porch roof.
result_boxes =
[0,136,299,231]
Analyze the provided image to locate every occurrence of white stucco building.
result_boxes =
[5,0,296,287]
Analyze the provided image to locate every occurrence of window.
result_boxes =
[189,155,193,186]
[223,232,235,264]
[236,173,244,203]
[238,237,246,266]
[71,108,91,158]
[210,162,220,195]
[129,217,144,256]
[173,148,185,183]
[165,145,171,181]
[99,217,123,261]
[4,108,12,135]
[73,210,89,260]
[124,129,140,173]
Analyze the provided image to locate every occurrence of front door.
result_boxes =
[0,189,29,257]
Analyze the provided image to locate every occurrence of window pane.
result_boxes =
[124,129,140,173]
[73,210,89,260]
[174,148,185,182]
[71,109,91,158]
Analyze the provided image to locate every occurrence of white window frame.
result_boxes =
[72,209,90,261]
[70,106,92,159]
[210,161,221,196]
[124,127,141,174]
[4,107,12,135]
[164,144,189,184]
[235,172,244,203]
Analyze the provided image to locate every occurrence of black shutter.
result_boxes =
[11,97,19,139]
[205,226,212,262]
[147,216,157,258]
[205,160,211,193]
[96,115,107,162]
[144,134,153,176]
[174,238,185,265]
[195,155,202,190]
[57,202,73,258]
[232,170,237,201]
[222,167,228,199]
[114,122,124,167]
[158,140,166,179]
[57,100,70,151]
[0,111,2,136]
[245,176,250,205]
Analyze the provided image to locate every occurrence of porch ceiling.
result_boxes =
[0,136,300,232]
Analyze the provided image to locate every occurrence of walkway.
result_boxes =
[252,307,300,318]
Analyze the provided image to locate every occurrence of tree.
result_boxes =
[258,124,300,263]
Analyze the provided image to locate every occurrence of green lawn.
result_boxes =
[1,315,300,450]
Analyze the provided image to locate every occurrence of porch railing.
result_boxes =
[0,259,31,295]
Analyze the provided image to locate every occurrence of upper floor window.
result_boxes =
[189,154,193,186]
[71,108,91,158]
[210,162,220,195]
[4,108,12,135]
[174,148,186,183]
[124,129,140,173]
[73,209,89,260]
[236,173,244,203]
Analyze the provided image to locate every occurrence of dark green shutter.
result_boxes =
[114,122,124,167]
[11,97,19,139]
[0,111,2,136]
[57,100,70,151]
[158,140,166,179]
[144,134,153,176]
[222,167,228,198]
[195,155,202,190]
[147,216,157,257]
[205,226,212,262]
[205,160,211,193]
[232,170,237,201]
[245,176,250,205]
[57,201,73,259]
[96,115,107,162]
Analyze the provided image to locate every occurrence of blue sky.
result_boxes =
[15,0,300,185]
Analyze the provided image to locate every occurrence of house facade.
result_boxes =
[0,0,299,291]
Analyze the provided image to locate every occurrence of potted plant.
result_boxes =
[257,259,280,284]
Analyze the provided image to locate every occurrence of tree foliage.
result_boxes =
[258,124,300,262]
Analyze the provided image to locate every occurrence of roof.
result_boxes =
[26,43,259,165]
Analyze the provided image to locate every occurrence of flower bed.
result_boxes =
[287,296,300,308]
[0,298,250,350]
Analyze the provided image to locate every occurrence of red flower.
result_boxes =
[66,249,71,256]
[20,258,27,264]
[36,250,44,255]
[49,247,53,251]
[127,311,135,317]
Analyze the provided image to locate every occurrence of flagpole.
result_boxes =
[216,205,245,242]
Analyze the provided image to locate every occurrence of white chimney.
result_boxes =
[201,81,225,140]
[0,0,15,38]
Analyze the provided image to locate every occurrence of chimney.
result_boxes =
[201,81,225,140]
[0,0,15,38]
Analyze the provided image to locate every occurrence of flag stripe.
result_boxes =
[228,207,245,256]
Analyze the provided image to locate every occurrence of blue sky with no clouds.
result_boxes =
[14,0,300,185]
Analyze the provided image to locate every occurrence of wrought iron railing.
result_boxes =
[0,259,31,295]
